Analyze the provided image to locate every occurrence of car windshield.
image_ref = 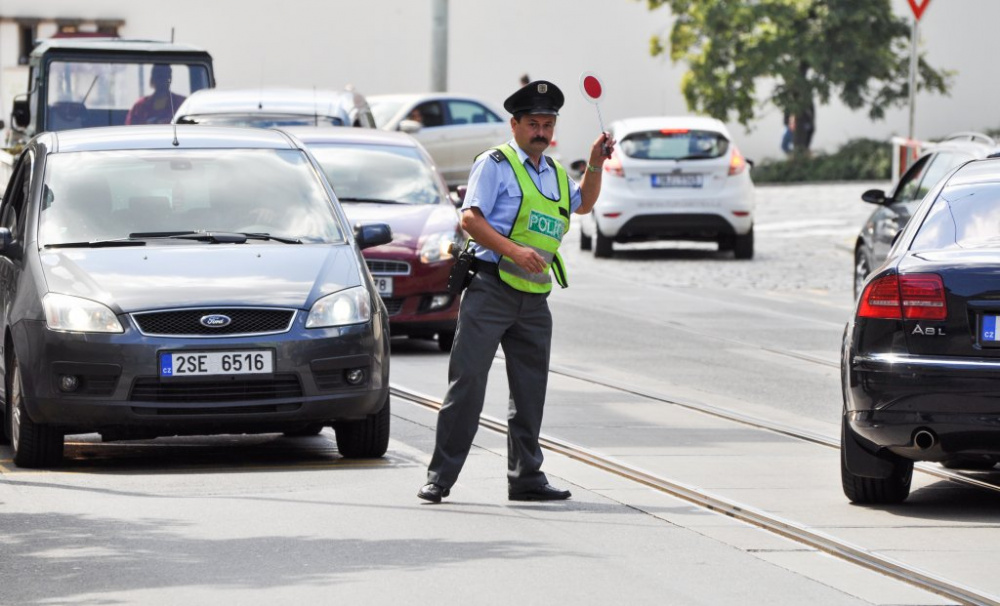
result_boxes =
[910,182,1000,250]
[308,143,444,205]
[39,149,344,246]
[176,113,345,128]
[46,61,211,130]
[368,100,404,128]
[619,129,729,160]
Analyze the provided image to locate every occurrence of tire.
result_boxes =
[580,229,593,251]
[941,456,997,471]
[283,424,325,437]
[734,228,754,260]
[437,330,455,352]
[718,235,735,252]
[333,393,390,458]
[840,421,912,504]
[8,355,64,468]
[594,227,613,258]
[853,247,872,301]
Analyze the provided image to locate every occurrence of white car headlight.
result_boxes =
[420,232,459,264]
[306,286,372,328]
[43,293,123,334]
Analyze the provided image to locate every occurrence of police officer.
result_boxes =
[418,80,614,503]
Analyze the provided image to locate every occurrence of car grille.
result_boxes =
[382,298,404,316]
[131,308,295,337]
[129,374,303,403]
[366,260,410,275]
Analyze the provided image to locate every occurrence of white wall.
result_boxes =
[0,0,994,167]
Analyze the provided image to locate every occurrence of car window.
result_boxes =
[0,151,32,240]
[909,151,969,202]
[445,100,501,126]
[619,129,729,160]
[308,143,445,205]
[894,154,932,203]
[38,149,344,246]
[910,182,1000,250]
[413,101,445,128]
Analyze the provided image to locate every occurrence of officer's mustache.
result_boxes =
[531,137,549,144]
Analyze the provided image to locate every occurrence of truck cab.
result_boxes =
[9,38,215,145]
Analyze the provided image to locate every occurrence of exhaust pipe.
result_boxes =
[914,429,936,451]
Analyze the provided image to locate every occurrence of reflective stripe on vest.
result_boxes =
[492,144,571,293]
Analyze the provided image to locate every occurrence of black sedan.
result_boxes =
[842,157,1000,504]
[0,125,392,468]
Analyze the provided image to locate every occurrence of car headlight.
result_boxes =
[306,286,372,328]
[420,231,459,264]
[43,293,123,333]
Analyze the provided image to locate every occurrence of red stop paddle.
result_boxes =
[579,72,610,155]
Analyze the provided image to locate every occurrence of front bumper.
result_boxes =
[846,352,1000,460]
[11,312,389,437]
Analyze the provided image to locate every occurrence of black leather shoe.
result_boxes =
[418,483,450,503]
[508,483,571,501]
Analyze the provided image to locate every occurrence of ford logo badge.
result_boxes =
[200,314,232,328]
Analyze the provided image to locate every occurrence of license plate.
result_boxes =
[982,315,1000,343]
[651,173,703,188]
[159,350,273,377]
[372,276,393,297]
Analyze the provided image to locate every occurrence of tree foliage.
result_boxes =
[646,0,952,151]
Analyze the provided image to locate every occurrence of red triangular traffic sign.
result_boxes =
[907,0,930,21]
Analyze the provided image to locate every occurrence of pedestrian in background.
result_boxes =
[418,80,614,503]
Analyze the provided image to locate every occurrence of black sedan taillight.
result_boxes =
[858,274,947,321]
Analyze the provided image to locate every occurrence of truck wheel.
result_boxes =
[9,355,64,468]
[334,393,390,458]
[840,421,911,504]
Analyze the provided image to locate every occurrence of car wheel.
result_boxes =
[941,456,997,471]
[840,420,912,504]
[853,247,872,300]
[333,393,390,458]
[580,230,592,251]
[437,330,455,352]
[8,355,64,468]
[718,235,735,252]
[734,228,754,260]
[594,227,613,258]
[283,424,325,437]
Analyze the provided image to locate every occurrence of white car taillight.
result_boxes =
[728,145,747,176]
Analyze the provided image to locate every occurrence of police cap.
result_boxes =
[504,80,564,117]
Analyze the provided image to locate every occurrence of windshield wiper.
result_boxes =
[240,232,303,244]
[131,231,302,244]
[44,239,146,249]
[338,197,405,204]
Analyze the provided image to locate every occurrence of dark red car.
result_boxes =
[285,127,463,351]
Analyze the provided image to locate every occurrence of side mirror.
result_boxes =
[861,189,887,205]
[452,185,467,207]
[11,99,29,129]
[354,222,392,250]
[398,119,422,134]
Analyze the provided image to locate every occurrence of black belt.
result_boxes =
[476,260,499,276]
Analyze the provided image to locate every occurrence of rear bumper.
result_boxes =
[847,352,1000,460]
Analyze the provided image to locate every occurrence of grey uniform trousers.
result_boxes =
[426,265,552,492]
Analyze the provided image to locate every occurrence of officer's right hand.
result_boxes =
[509,245,546,275]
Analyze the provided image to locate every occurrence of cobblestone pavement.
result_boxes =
[564,181,890,307]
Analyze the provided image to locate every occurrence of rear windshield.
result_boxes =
[176,113,345,128]
[910,183,1000,250]
[619,129,729,160]
[308,143,446,205]
[39,149,344,246]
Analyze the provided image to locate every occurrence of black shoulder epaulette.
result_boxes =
[545,156,556,169]
[489,150,505,163]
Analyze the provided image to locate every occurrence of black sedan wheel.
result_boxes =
[853,247,871,300]
[840,421,912,504]
[333,393,390,458]
[9,355,64,468]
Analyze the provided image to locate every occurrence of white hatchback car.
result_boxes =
[580,116,755,259]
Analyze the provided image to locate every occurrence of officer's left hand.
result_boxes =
[588,132,616,167]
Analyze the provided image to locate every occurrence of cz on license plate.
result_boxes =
[372,276,393,297]
[159,350,273,377]
[651,173,703,188]
[982,315,1000,343]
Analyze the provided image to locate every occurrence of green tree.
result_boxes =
[647,0,952,152]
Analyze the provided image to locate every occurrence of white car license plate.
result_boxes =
[372,276,393,297]
[159,350,273,377]
[982,315,1000,343]
[651,173,703,188]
